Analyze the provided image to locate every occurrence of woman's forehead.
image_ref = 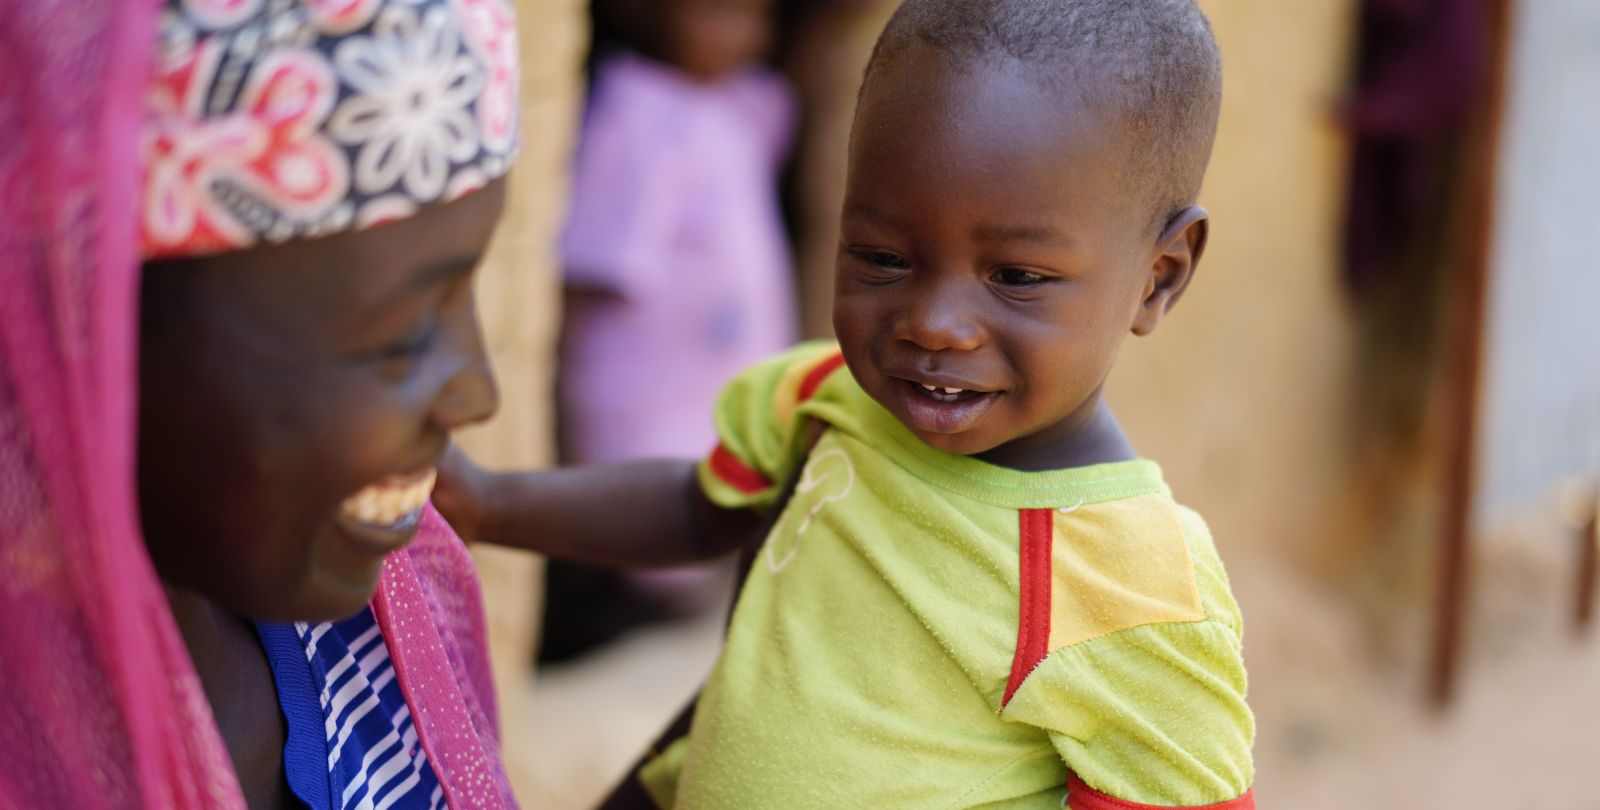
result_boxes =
[150,179,506,340]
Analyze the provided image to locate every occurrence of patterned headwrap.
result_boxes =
[142,0,519,259]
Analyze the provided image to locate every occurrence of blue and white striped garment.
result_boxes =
[262,607,446,810]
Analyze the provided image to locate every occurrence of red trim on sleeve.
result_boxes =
[708,444,772,495]
[1067,775,1255,810]
[797,352,847,402]
[1003,508,1055,707]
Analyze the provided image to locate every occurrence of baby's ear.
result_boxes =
[1132,206,1208,336]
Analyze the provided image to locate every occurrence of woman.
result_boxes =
[0,0,522,806]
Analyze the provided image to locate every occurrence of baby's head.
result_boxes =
[834,0,1222,467]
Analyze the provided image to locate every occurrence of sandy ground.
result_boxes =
[1238,562,1600,809]
[502,558,1600,810]
[505,609,724,810]
[1256,633,1600,809]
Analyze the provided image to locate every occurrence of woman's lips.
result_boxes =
[892,378,1001,435]
[336,468,437,554]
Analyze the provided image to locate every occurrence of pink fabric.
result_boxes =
[0,1,245,807]
[559,52,798,463]
[375,505,517,810]
[0,3,517,807]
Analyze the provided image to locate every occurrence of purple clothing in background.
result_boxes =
[560,53,799,464]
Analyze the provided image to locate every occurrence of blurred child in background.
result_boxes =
[543,0,799,660]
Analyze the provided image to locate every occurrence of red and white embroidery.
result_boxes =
[450,0,518,154]
[143,43,349,254]
[142,0,518,259]
[307,0,383,34]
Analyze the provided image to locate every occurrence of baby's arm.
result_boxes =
[439,343,849,568]
[433,446,763,567]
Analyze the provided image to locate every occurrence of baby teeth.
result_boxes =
[919,383,967,395]
[340,469,437,528]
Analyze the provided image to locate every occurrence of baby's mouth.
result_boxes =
[340,468,437,532]
[892,377,1002,436]
[913,382,988,404]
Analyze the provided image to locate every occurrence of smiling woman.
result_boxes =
[139,181,505,623]
[0,1,523,808]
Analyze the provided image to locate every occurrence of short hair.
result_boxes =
[862,0,1223,231]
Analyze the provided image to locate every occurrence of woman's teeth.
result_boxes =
[341,469,437,528]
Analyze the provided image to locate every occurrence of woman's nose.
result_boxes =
[432,315,500,432]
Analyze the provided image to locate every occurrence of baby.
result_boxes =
[444,0,1255,806]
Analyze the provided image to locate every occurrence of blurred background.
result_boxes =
[458,0,1600,806]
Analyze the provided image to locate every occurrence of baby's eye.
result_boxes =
[993,267,1047,286]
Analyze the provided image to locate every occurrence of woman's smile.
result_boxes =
[336,467,439,554]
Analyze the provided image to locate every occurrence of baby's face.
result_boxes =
[138,180,505,622]
[834,48,1170,464]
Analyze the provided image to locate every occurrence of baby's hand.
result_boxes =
[432,444,493,542]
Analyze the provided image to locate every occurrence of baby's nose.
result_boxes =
[898,283,985,352]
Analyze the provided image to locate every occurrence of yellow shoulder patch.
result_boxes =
[1046,494,1206,652]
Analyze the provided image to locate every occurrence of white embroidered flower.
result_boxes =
[327,4,481,201]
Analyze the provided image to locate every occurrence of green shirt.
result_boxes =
[644,343,1255,809]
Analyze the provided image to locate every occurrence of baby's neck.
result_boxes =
[974,398,1137,472]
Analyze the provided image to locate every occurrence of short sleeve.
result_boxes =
[559,79,676,296]
[696,341,845,511]
[1002,620,1256,808]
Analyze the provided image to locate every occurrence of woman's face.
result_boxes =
[138,180,506,622]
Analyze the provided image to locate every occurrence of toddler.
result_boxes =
[447,1,1255,806]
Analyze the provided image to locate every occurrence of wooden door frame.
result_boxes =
[1428,0,1518,709]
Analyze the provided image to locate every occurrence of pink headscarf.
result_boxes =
[0,0,517,807]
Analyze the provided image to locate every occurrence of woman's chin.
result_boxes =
[233,566,384,624]
[303,569,386,622]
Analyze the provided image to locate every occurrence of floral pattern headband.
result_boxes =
[142,0,519,259]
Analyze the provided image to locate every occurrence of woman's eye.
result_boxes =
[993,267,1047,287]
[381,315,440,360]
